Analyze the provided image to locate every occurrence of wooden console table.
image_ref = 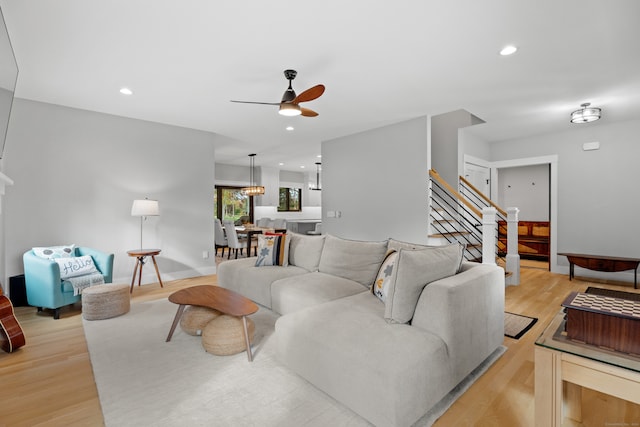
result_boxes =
[559,252,640,289]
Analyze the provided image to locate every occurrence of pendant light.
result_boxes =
[570,102,601,123]
[310,162,322,191]
[242,153,265,196]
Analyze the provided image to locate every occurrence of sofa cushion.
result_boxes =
[372,250,397,302]
[271,272,367,315]
[288,233,325,272]
[275,291,454,427]
[216,257,308,309]
[385,244,464,324]
[318,235,388,287]
[255,234,290,267]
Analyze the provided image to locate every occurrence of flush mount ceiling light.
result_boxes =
[500,45,518,56]
[570,102,602,124]
[119,87,133,95]
[242,153,265,196]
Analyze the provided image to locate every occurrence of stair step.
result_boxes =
[429,231,471,238]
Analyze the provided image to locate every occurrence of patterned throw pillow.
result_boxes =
[255,234,290,267]
[33,244,76,260]
[372,250,397,302]
[54,255,100,279]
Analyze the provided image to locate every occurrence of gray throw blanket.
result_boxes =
[68,272,105,296]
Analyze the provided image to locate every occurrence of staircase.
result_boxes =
[428,169,520,284]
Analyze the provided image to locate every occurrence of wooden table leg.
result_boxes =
[535,346,562,426]
[137,257,144,288]
[130,259,140,293]
[241,315,253,362]
[166,304,186,342]
[150,255,164,288]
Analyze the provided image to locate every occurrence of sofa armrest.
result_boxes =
[23,251,65,308]
[77,247,114,283]
[411,263,505,382]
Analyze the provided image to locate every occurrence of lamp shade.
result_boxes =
[131,199,159,216]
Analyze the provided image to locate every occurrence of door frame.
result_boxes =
[490,155,559,273]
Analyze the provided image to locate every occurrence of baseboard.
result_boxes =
[112,266,217,286]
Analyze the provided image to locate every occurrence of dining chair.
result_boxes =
[257,217,271,227]
[222,221,247,259]
[214,218,228,257]
[307,222,322,235]
[273,218,287,230]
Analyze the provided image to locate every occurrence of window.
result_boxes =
[278,187,301,212]
[214,186,253,224]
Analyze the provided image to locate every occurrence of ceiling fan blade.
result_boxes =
[293,84,325,103]
[230,100,280,105]
[300,107,319,117]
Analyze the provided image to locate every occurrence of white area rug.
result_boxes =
[83,298,505,427]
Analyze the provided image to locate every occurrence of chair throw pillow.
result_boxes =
[255,234,290,267]
[384,243,464,324]
[33,244,76,260]
[54,255,100,279]
[372,250,398,303]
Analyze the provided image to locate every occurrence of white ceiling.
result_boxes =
[2,0,639,172]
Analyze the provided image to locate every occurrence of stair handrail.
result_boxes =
[459,175,507,217]
[429,169,482,218]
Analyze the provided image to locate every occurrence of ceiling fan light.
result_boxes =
[570,103,601,123]
[279,103,301,116]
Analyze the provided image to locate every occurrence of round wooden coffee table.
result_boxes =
[165,285,259,361]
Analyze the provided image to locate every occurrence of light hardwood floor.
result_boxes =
[1,260,639,426]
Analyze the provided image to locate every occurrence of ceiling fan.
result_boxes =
[231,69,325,117]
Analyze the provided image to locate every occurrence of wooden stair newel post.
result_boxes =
[482,207,497,266]
[506,207,520,286]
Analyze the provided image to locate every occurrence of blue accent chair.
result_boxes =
[23,247,114,319]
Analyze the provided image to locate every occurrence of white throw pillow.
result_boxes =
[384,244,464,324]
[54,255,100,279]
[33,244,76,260]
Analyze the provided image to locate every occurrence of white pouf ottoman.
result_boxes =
[82,283,130,320]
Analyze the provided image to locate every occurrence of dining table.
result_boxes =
[235,226,287,257]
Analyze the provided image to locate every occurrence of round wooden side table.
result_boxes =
[127,249,164,293]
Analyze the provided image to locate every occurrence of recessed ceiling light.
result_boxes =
[500,45,517,56]
[279,162,284,166]
[286,126,294,131]
[316,154,322,158]
[300,165,305,169]
[119,87,133,95]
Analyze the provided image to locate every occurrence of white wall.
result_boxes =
[2,99,217,286]
[490,118,640,280]
[322,116,430,243]
[497,164,549,221]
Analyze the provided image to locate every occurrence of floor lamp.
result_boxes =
[131,199,159,249]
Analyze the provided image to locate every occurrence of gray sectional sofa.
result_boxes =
[217,233,505,427]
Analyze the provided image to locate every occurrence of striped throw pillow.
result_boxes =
[255,234,290,266]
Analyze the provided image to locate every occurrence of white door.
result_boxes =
[464,162,491,198]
